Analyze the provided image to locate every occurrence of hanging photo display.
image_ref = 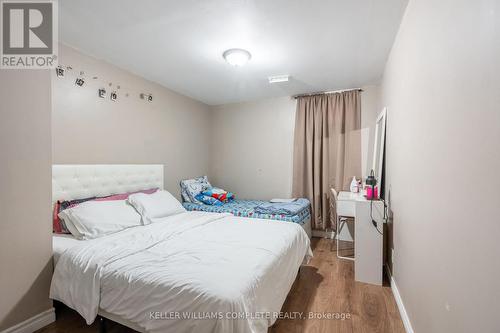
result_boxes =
[55,66,65,77]
[98,88,106,98]
[140,93,154,102]
[54,64,153,103]
[75,78,85,86]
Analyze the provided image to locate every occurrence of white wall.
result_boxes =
[52,44,212,198]
[210,86,381,200]
[381,0,500,332]
[210,96,297,200]
[361,85,383,179]
[0,70,53,330]
[53,45,382,204]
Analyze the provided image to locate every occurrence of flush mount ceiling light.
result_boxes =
[223,48,251,67]
[268,75,290,83]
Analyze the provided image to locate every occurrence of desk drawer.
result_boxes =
[337,200,356,217]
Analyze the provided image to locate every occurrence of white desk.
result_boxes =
[337,191,386,285]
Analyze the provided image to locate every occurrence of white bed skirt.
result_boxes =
[301,217,312,239]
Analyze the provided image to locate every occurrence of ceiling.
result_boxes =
[59,0,408,105]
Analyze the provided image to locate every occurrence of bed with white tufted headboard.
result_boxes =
[52,164,164,204]
[52,164,164,332]
[50,165,312,333]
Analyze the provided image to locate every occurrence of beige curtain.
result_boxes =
[292,90,362,231]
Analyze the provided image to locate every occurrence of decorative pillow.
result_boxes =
[202,187,235,203]
[52,201,66,233]
[93,188,158,202]
[59,196,97,211]
[128,190,186,224]
[195,193,223,206]
[180,176,211,203]
[180,186,191,203]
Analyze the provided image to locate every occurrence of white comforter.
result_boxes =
[50,211,312,333]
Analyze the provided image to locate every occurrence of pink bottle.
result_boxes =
[366,186,378,200]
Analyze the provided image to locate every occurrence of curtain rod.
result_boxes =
[293,88,363,99]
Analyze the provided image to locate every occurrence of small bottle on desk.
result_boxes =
[366,186,378,200]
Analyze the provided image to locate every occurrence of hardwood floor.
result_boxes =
[37,238,404,333]
[269,238,404,333]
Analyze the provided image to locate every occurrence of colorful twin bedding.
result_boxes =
[182,199,311,224]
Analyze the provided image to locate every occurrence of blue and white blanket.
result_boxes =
[182,199,311,225]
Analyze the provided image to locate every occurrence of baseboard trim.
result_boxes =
[1,308,55,333]
[388,271,414,333]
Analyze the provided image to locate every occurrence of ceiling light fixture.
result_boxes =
[268,75,290,83]
[223,48,251,67]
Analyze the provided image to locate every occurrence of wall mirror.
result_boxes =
[372,107,387,188]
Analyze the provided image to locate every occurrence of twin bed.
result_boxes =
[183,199,312,238]
[51,165,312,333]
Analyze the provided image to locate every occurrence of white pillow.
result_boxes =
[60,215,84,240]
[58,200,142,240]
[127,190,186,223]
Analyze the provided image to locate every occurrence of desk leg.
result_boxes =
[354,201,384,285]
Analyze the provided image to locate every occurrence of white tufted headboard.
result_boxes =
[52,164,164,204]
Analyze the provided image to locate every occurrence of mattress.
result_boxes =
[50,211,312,333]
[182,199,311,224]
